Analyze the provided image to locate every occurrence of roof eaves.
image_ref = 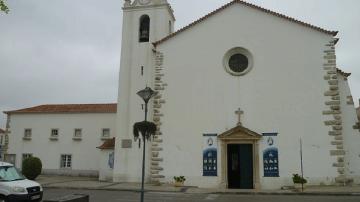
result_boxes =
[4,103,117,114]
[154,0,337,47]
[336,68,351,78]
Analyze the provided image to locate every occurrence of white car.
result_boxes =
[0,162,43,202]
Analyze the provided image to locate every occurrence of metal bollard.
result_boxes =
[43,194,89,202]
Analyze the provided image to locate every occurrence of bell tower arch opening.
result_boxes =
[139,15,150,42]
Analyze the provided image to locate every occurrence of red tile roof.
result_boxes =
[97,137,115,150]
[0,129,5,134]
[4,103,117,114]
[154,0,337,46]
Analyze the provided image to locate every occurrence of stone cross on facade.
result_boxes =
[235,108,244,126]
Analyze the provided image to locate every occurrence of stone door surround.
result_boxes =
[218,125,262,190]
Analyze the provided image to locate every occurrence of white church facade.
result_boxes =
[3,0,360,190]
[113,0,360,189]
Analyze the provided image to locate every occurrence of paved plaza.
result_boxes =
[43,188,360,202]
[37,175,360,196]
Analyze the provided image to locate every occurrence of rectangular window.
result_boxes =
[74,129,82,138]
[22,153,33,162]
[4,154,16,166]
[24,129,32,138]
[102,128,110,138]
[60,154,72,168]
[51,129,59,137]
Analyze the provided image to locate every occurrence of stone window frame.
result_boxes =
[51,129,59,137]
[24,128,32,138]
[60,154,72,169]
[101,128,111,140]
[50,128,59,141]
[74,128,82,138]
[223,47,253,76]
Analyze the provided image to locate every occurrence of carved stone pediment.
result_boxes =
[218,125,262,140]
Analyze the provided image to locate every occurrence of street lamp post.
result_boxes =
[136,87,156,202]
[137,87,156,121]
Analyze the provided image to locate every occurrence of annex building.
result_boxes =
[3,0,360,190]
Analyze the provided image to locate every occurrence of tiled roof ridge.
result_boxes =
[4,103,117,114]
[154,0,337,46]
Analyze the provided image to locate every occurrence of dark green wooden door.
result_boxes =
[227,144,253,189]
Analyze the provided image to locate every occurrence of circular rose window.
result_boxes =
[223,48,253,76]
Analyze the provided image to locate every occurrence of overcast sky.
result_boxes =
[0,0,359,128]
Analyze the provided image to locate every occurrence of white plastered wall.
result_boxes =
[156,4,337,189]
[114,1,174,182]
[7,113,116,176]
[99,150,114,181]
[338,74,360,184]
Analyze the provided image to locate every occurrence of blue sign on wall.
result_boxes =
[108,152,114,169]
[203,134,217,176]
[263,148,279,177]
[203,148,217,176]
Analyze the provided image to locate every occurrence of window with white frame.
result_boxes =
[22,153,33,162]
[60,154,72,168]
[102,128,110,138]
[24,129,32,138]
[74,129,82,138]
[51,129,59,137]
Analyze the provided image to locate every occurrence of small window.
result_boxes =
[22,153,33,162]
[74,129,82,138]
[102,128,110,139]
[60,154,72,168]
[51,129,59,137]
[24,129,32,138]
[139,15,150,42]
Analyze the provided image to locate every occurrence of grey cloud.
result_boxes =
[1,0,359,127]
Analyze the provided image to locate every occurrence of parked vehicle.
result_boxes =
[0,162,42,202]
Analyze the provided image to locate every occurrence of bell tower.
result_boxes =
[114,0,175,182]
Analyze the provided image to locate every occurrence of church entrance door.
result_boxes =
[227,144,253,189]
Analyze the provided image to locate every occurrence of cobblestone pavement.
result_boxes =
[43,188,360,202]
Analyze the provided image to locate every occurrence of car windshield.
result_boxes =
[0,166,25,181]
